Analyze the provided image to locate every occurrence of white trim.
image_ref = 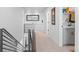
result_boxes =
[75,8,79,52]
[59,8,63,47]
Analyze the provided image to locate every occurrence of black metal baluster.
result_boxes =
[0,29,3,52]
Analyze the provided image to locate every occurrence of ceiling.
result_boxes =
[23,7,49,13]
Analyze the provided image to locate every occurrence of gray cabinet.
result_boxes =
[63,28,75,45]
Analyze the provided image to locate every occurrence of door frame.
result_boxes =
[59,7,63,47]
[59,8,77,52]
[75,8,78,52]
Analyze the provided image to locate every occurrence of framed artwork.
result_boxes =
[69,12,75,23]
[51,8,55,25]
[63,7,75,23]
[26,15,39,21]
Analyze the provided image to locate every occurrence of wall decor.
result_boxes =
[26,15,39,21]
[63,7,75,23]
[51,8,55,25]
[69,11,75,23]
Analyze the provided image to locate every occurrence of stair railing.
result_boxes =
[0,28,25,52]
[27,29,36,52]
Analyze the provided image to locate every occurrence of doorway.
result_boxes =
[59,7,75,52]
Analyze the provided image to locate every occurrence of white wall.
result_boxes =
[0,7,24,42]
[47,7,75,47]
[47,7,60,45]
[75,8,79,52]
[24,7,47,32]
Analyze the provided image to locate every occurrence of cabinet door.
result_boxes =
[63,28,75,45]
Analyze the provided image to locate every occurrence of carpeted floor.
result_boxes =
[63,45,74,52]
[35,32,71,52]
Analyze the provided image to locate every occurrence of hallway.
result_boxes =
[35,32,69,52]
[0,7,76,52]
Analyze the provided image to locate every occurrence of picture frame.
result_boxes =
[26,15,39,21]
[69,12,75,23]
[51,8,55,25]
